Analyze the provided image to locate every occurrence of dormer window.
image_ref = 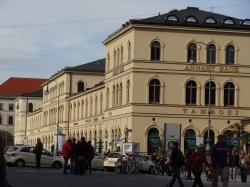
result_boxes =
[224,19,234,25]
[186,17,197,23]
[205,18,216,24]
[167,16,178,21]
[242,20,250,26]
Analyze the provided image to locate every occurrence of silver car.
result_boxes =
[5,145,64,169]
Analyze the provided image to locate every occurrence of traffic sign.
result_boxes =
[231,138,239,145]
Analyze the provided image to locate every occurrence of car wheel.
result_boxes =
[53,161,62,169]
[15,159,25,167]
[148,166,154,174]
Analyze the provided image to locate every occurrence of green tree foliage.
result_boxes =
[230,122,250,151]
[0,130,14,148]
[156,148,164,157]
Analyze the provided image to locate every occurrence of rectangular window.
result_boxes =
[0,103,3,110]
[9,104,14,111]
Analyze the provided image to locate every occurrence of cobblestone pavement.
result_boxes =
[6,167,249,187]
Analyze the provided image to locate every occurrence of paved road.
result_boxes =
[5,167,248,187]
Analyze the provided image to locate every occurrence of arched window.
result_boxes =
[0,117,2,124]
[226,45,235,64]
[187,43,197,62]
[151,41,160,61]
[207,44,216,64]
[148,128,159,137]
[186,81,197,105]
[186,17,197,22]
[9,116,13,125]
[114,50,116,67]
[28,103,33,113]
[77,82,84,93]
[205,81,216,105]
[126,80,130,104]
[128,42,131,61]
[205,18,216,24]
[224,82,235,106]
[149,79,160,103]
[224,19,234,25]
[167,15,178,21]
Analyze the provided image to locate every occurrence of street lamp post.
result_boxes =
[190,42,212,151]
[0,110,9,147]
[45,80,60,155]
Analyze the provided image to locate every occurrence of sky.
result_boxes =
[0,0,250,84]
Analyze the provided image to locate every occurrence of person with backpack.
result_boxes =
[188,144,211,187]
[87,141,94,173]
[70,138,77,174]
[166,141,184,187]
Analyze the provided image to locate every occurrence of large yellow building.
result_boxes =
[15,7,250,153]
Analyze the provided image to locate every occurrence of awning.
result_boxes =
[185,138,196,147]
[93,140,103,149]
[148,137,162,147]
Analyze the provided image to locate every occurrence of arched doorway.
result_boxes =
[184,129,196,152]
[204,130,215,146]
[147,128,162,154]
[223,130,234,152]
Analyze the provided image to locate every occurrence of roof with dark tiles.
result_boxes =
[49,58,106,79]
[106,7,250,40]
[0,77,46,96]
[20,90,43,97]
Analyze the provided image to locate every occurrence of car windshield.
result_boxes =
[107,153,121,158]
[8,146,18,152]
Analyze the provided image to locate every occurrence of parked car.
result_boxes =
[5,145,64,169]
[134,155,155,174]
[103,152,122,171]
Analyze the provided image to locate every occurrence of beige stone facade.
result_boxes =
[14,7,250,153]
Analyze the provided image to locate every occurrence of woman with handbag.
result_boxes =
[188,144,211,187]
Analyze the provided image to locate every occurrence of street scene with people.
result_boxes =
[1,1,250,187]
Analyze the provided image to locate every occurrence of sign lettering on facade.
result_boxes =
[184,65,239,73]
[183,108,238,116]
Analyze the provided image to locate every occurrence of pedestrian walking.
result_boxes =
[239,150,247,183]
[105,149,110,156]
[166,141,184,187]
[188,144,211,187]
[34,138,43,169]
[185,149,193,180]
[62,139,72,174]
[205,151,212,181]
[87,141,94,173]
[242,152,250,183]
[75,137,89,175]
[70,138,77,174]
[211,135,228,187]
[228,149,239,183]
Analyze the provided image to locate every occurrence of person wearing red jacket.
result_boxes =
[62,139,72,174]
[188,144,211,187]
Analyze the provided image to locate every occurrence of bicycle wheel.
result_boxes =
[133,161,140,174]
[115,161,121,174]
[154,164,160,175]
[127,161,135,174]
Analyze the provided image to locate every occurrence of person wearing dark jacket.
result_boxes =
[87,141,94,173]
[211,135,228,187]
[75,137,90,175]
[34,138,43,169]
[188,144,211,187]
[166,141,184,187]
[185,149,193,180]
[228,149,239,183]
[70,138,77,174]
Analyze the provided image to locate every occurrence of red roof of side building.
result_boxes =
[0,77,47,96]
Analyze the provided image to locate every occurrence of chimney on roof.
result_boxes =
[187,7,199,10]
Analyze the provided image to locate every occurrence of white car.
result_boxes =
[137,155,154,174]
[5,145,64,169]
[103,152,122,171]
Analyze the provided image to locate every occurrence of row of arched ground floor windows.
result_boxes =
[149,79,237,106]
[27,127,237,154]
